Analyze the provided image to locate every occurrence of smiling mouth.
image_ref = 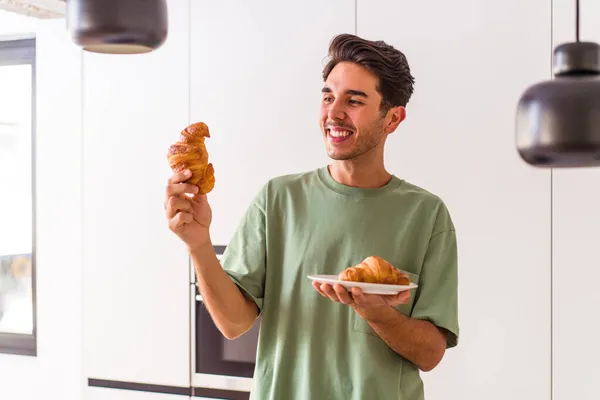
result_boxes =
[326,127,354,143]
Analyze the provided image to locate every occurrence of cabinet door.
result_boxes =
[189,0,355,244]
[358,1,552,399]
[82,0,192,387]
[553,169,600,400]
[552,1,600,398]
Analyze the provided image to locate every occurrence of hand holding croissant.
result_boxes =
[165,122,215,252]
[312,256,412,313]
[167,122,215,194]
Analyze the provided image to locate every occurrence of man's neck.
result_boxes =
[328,161,392,189]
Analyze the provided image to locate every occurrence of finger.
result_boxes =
[165,182,199,204]
[320,283,341,302]
[165,171,198,205]
[383,290,412,307]
[392,290,411,302]
[399,290,411,302]
[166,196,192,219]
[333,284,353,305]
[168,210,193,231]
[312,281,327,297]
[394,290,412,304]
[168,169,192,185]
[350,287,367,305]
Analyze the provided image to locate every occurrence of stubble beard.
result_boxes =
[326,119,386,161]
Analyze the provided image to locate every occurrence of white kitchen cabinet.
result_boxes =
[189,0,355,244]
[552,169,600,400]
[358,1,552,399]
[81,0,192,387]
[86,387,188,400]
[552,1,600,399]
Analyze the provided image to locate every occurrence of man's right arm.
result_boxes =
[191,243,259,340]
[164,170,267,340]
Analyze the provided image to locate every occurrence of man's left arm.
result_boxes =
[313,229,459,372]
[365,228,459,371]
[351,291,450,372]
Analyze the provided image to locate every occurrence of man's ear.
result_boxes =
[385,106,407,134]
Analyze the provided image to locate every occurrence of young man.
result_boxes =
[165,33,459,400]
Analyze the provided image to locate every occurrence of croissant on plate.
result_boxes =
[167,122,215,194]
[338,256,410,285]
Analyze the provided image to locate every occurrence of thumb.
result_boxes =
[351,287,365,303]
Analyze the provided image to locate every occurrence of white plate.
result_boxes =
[308,274,418,295]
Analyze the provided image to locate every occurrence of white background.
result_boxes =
[0,0,598,399]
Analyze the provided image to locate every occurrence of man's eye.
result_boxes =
[323,96,334,103]
[349,99,362,105]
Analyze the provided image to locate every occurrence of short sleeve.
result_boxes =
[220,188,268,314]
[410,206,460,348]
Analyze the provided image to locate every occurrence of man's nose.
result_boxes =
[328,101,346,120]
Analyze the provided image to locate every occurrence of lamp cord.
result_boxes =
[576,0,580,42]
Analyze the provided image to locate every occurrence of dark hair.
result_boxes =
[322,33,415,113]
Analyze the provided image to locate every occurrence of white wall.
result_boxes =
[81,0,192,388]
[189,0,351,245]
[552,1,600,399]
[0,16,85,400]
[1,1,600,399]
[359,1,552,399]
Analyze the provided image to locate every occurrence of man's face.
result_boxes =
[319,62,401,161]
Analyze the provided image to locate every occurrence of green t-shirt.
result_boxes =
[220,166,459,400]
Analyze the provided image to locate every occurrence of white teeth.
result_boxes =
[329,130,352,138]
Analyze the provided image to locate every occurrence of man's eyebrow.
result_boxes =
[346,89,368,97]
[321,87,369,97]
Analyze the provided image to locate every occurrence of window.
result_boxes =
[0,38,36,356]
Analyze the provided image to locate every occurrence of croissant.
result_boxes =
[167,122,215,194]
[338,256,410,285]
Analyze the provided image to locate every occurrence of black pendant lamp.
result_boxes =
[66,0,168,54]
[516,0,600,168]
